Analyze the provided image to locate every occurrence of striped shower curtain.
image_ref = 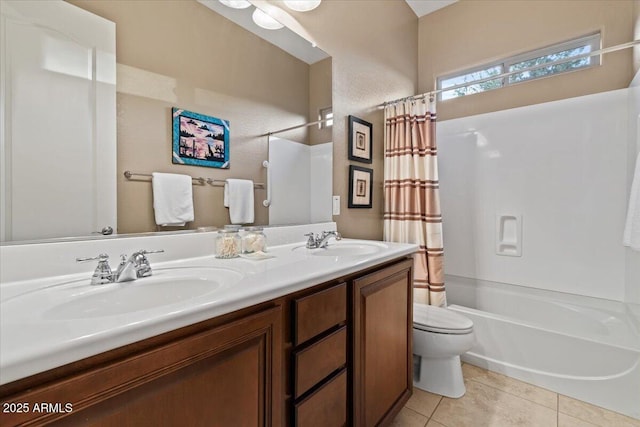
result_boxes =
[383,99,446,307]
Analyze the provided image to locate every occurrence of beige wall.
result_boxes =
[70,0,419,240]
[69,0,311,233]
[309,57,332,145]
[67,1,634,241]
[419,0,635,121]
[290,1,419,240]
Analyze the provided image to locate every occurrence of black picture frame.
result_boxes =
[348,115,373,164]
[348,165,373,208]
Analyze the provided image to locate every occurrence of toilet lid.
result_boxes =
[413,303,473,334]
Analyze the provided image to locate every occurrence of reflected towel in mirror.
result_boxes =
[224,179,255,224]
[151,172,194,226]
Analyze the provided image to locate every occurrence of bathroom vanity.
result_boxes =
[0,229,416,426]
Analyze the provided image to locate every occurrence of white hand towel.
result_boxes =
[151,172,194,226]
[623,152,640,251]
[224,179,254,224]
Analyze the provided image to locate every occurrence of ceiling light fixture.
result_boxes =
[218,0,252,9]
[283,0,321,12]
[252,8,284,30]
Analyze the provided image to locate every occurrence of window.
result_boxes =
[437,33,600,100]
[319,106,333,128]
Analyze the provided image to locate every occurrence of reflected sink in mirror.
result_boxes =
[292,241,388,257]
[5,267,243,320]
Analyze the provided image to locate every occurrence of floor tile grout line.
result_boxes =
[465,377,558,412]
[556,394,640,426]
[463,363,559,396]
[402,406,430,423]
[463,363,637,422]
[465,377,638,426]
[425,394,445,425]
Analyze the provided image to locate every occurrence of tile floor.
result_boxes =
[391,363,640,427]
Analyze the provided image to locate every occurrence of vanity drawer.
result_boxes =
[294,369,347,427]
[294,326,347,398]
[293,282,346,345]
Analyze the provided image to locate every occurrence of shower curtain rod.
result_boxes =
[261,117,332,137]
[378,39,640,108]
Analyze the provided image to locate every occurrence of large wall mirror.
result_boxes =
[0,0,332,244]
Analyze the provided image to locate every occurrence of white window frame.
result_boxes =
[437,33,601,100]
[319,106,333,129]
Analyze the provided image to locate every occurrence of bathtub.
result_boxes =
[445,275,640,420]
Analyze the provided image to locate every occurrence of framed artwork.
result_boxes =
[172,107,230,169]
[348,165,373,208]
[348,115,372,164]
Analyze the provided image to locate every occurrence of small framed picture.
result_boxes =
[348,165,373,208]
[172,107,230,169]
[348,115,372,164]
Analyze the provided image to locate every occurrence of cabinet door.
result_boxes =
[352,259,413,427]
[0,306,282,427]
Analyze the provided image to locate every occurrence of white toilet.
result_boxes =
[413,303,475,398]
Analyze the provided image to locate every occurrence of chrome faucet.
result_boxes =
[114,249,164,282]
[304,231,342,249]
[76,249,164,285]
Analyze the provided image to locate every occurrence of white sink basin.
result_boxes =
[6,267,243,320]
[292,241,388,257]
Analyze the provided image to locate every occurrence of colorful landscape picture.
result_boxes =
[172,108,230,169]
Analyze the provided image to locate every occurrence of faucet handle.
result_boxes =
[76,253,110,263]
[139,249,165,255]
[76,253,113,285]
[135,249,164,278]
[304,233,317,248]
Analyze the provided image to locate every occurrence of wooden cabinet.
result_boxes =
[0,257,413,427]
[291,283,348,426]
[293,283,347,346]
[294,369,347,427]
[290,259,413,427]
[0,306,282,426]
[352,259,413,427]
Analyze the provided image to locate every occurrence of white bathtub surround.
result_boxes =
[438,88,631,302]
[446,274,640,420]
[383,99,446,307]
[623,152,640,250]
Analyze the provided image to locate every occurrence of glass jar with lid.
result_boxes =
[242,226,267,254]
[215,229,241,258]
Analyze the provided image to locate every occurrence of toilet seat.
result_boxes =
[413,303,473,335]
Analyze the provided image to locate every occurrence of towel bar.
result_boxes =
[123,171,265,189]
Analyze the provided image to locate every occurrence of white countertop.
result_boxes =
[0,238,417,385]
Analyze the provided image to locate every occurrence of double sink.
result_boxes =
[3,240,386,320]
[0,237,413,385]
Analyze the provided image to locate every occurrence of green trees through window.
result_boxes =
[438,33,600,100]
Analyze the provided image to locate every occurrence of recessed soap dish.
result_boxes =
[495,214,522,257]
